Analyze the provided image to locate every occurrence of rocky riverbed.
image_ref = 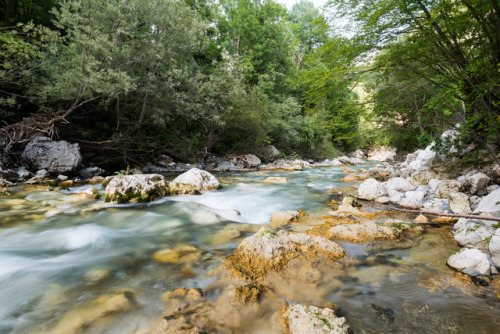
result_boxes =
[1,139,500,333]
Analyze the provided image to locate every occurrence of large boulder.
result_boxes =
[447,248,491,276]
[226,227,345,280]
[169,168,221,194]
[473,188,500,214]
[281,304,349,334]
[21,137,82,174]
[104,174,168,203]
[241,154,261,167]
[357,178,387,200]
[408,146,437,172]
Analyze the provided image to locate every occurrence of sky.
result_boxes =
[276,0,328,10]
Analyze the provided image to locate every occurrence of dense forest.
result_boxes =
[1,0,499,169]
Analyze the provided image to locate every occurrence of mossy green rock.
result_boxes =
[104,174,168,203]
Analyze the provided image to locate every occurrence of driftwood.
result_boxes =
[379,204,500,222]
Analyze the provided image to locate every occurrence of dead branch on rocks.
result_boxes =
[378,204,500,222]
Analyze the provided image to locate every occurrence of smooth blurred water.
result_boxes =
[0,166,499,333]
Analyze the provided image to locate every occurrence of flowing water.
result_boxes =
[0,166,499,333]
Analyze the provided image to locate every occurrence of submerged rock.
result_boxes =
[21,137,82,174]
[104,174,168,203]
[269,210,304,228]
[37,292,133,334]
[169,168,220,194]
[281,304,349,334]
[226,227,345,280]
[264,177,288,183]
[153,244,201,264]
[325,221,423,243]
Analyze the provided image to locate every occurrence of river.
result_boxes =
[0,165,498,333]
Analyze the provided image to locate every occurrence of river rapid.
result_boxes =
[0,165,499,333]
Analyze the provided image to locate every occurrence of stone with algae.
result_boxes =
[280,304,349,334]
[226,227,345,280]
[104,174,169,203]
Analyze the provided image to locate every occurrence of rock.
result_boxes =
[448,192,471,214]
[389,192,404,204]
[0,178,14,187]
[325,221,423,243]
[104,174,168,203]
[410,171,437,186]
[15,166,33,181]
[374,196,391,204]
[21,137,82,174]
[400,191,425,209]
[349,157,363,164]
[408,146,436,171]
[435,180,462,199]
[487,184,500,194]
[264,177,288,183]
[490,229,500,269]
[39,292,133,334]
[226,227,345,280]
[79,167,104,179]
[281,304,349,334]
[454,220,494,247]
[26,169,51,184]
[314,159,343,167]
[474,188,500,214]
[57,175,69,182]
[341,166,356,174]
[0,166,18,181]
[357,178,387,200]
[447,248,491,276]
[465,172,490,194]
[422,198,450,213]
[263,145,280,161]
[415,214,428,223]
[337,156,354,164]
[153,244,201,264]
[340,173,369,182]
[169,168,220,194]
[269,210,303,228]
[233,284,262,305]
[386,177,416,195]
[60,180,74,187]
[88,176,105,184]
[77,187,100,200]
[241,154,261,167]
[352,149,367,159]
[260,159,307,171]
[157,154,174,167]
[368,147,397,162]
[428,179,442,192]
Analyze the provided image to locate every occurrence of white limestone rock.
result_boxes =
[357,178,387,200]
[447,248,491,276]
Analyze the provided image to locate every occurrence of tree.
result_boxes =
[327,0,500,154]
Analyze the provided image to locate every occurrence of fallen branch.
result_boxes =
[378,204,500,222]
